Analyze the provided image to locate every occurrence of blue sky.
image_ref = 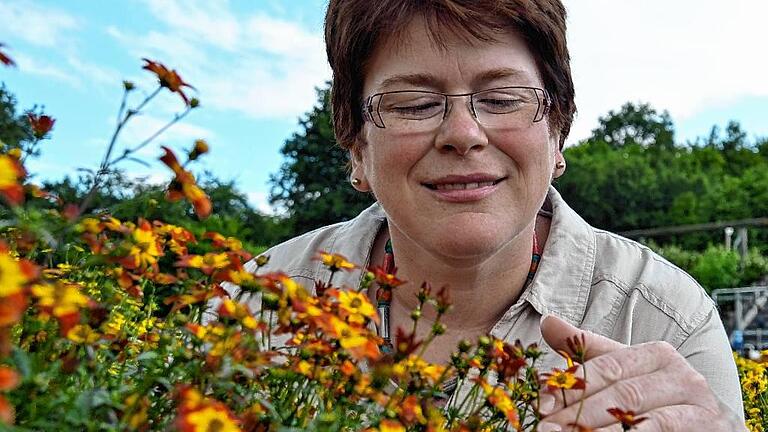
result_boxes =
[1,0,766,214]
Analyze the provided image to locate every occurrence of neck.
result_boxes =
[372,215,549,332]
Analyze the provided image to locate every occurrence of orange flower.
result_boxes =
[0,395,13,425]
[0,154,26,205]
[566,333,588,363]
[31,281,91,335]
[0,245,35,297]
[379,419,406,432]
[27,113,55,139]
[370,265,405,289]
[607,408,647,430]
[0,292,27,328]
[316,252,357,272]
[0,366,19,391]
[159,146,212,218]
[142,58,195,105]
[477,379,520,428]
[398,395,427,426]
[541,365,586,392]
[175,386,241,432]
[0,43,15,67]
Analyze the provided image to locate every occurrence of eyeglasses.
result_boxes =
[362,86,550,133]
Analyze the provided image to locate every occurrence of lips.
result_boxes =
[422,174,506,191]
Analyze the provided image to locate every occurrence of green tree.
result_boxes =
[269,85,374,236]
[589,102,675,149]
[0,83,32,149]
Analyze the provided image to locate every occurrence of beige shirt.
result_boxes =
[231,186,744,425]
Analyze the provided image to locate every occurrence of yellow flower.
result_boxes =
[186,253,230,272]
[31,282,90,317]
[184,406,241,432]
[379,419,406,432]
[66,324,100,344]
[0,251,28,296]
[336,290,377,325]
[316,252,357,272]
[102,312,127,337]
[129,222,162,268]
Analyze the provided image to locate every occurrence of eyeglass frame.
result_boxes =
[361,86,552,130]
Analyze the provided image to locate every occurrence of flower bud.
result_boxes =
[190,97,200,108]
[262,293,280,310]
[478,336,491,348]
[410,308,421,321]
[431,322,446,335]
[187,139,208,162]
[123,80,135,91]
[255,254,270,267]
[458,339,472,353]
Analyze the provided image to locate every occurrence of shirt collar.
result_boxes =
[522,186,596,327]
[318,186,596,328]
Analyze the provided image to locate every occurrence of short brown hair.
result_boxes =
[325,0,575,150]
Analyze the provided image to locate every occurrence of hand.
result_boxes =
[536,315,745,431]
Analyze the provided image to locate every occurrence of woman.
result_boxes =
[243,1,745,429]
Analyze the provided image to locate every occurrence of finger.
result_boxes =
[539,341,682,412]
[626,404,732,432]
[540,314,625,360]
[542,364,704,428]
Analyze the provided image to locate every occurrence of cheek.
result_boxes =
[362,129,432,182]
[491,127,555,173]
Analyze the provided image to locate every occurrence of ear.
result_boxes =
[348,146,371,192]
[552,148,566,179]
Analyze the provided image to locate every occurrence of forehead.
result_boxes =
[363,17,543,94]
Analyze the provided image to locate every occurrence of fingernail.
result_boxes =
[538,393,556,416]
[537,421,562,432]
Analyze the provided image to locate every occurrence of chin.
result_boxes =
[423,214,528,262]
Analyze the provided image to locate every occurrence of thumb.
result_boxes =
[540,314,626,360]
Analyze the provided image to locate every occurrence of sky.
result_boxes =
[1,0,766,215]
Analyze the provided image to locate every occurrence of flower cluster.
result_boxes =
[0,51,734,431]
[735,351,768,432]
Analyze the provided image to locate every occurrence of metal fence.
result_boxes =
[711,286,768,350]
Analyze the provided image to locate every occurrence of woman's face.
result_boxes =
[353,18,561,261]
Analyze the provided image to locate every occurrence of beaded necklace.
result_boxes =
[375,232,541,354]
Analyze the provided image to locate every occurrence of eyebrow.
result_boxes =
[377,67,531,91]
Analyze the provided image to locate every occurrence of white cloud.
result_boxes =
[66,56,121,86]
[0,0,78,47]
[109,0,330,121]
[564,0,768,143]
[12,53,80,87]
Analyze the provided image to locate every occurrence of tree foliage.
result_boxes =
[557,104,768,252]
[269,85,374,236]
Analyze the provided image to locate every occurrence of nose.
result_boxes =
[434,97,488,156]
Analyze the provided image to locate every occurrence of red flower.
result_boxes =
[27,113,55,139]
[142,58,195,106]
[607,408,647,430]
[0,43,15,67]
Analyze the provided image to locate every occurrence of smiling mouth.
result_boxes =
[424,178,506,191]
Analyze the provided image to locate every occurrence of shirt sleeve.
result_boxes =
[676,304,746,428]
